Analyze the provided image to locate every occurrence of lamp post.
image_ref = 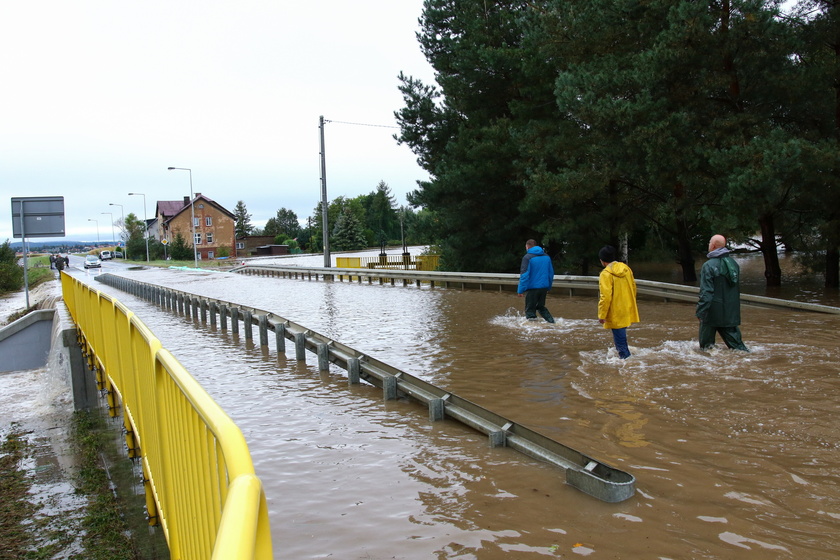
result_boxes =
[128,192,150,262]
[109,203,125,258]
[167,167,199,269]
[88,218,100,243]
[101,212,115,246]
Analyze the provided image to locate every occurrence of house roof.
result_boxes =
[157,194,235,227]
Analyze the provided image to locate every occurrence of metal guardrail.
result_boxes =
[96,272,636,503]
[232,265,840,315]
[61,272,273,560]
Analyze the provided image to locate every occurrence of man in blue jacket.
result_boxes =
[518,239,555,323]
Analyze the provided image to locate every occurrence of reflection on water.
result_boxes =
[66,265,840,559]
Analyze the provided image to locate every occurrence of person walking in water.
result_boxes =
[517,239,555,323]
[696,234,749,351]
[598,245,640,359]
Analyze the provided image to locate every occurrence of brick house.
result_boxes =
[154,194,236,260]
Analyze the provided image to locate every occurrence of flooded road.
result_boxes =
[64,259,839,560]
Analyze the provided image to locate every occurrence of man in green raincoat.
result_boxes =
[696,235,749,351]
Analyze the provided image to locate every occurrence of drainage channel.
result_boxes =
[95,272,635,503]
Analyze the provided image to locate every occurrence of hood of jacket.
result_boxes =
[527,246,547,257]
[603,261,632,278]
[707,248,738,284]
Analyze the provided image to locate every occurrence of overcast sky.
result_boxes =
[1,0,436,243]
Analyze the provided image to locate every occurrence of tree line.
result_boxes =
[393,0,840,287]
[233,181,437,253]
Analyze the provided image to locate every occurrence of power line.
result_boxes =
[323,119,400,129]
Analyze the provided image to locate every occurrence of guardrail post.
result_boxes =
[489,430,506,448]
[243,310,253,340]
[347,357,361,384]
[317,343,329,371]
[383,376,397,400]
[231,307,240,334]
[192,297,201,320]
[258,315,268,346]
[294,332,306,361]
[275,323,286,353]
[200,299,207,322]
[429,398,445,421]
[209,302,217,328]
[220,304,228,330]
[177,293,184,314]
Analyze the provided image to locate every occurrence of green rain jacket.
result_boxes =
[696,248,742,327]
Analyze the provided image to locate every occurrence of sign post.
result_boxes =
[11,196,66,308]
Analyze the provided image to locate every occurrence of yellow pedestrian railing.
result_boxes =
[61,272,273,560]
[336,253,440,271]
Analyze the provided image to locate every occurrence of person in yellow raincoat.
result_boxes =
[597,245,640,359]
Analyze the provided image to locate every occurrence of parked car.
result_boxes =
[114,250,123,258]
[100,250,113,260]
[84,255,102,269]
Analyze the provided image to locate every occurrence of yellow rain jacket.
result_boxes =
[598,261,640,329]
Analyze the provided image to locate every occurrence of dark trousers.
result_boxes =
[611,328,631,359]
[699,322,748,351]
[524,289,554,323]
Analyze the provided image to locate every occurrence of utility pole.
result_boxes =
[319,115,330,267]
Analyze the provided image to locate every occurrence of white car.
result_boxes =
[84,255,102,269]
[100,250,113,260]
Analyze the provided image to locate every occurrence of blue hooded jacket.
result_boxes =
[518,246,555,293]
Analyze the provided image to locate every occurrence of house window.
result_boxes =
[236,242,245,249]
[194,232,202,245]
[205,216,212,226]
[193,217,200,228]
[206,232,214,244]
[208,251,215,259]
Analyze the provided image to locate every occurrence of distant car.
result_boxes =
[114,251,123,258]
[84,255,102,269]
[100,250,113,260]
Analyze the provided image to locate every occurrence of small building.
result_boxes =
[154,194,236,260]
[254,245,290,256]
[235,235,276,257]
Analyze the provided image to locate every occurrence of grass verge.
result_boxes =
[0,413,146,560]
[71,411,140,560]
[0,424,38,559]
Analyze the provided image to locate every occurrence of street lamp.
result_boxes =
[101,212,115,246]
[88,218,100,243]
[128,192,150,262]
[109,203,126,258]
[167,167,199,268]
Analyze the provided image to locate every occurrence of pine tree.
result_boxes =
[233,200,253,238]
[331,208,368,251]
[169,232,193,260]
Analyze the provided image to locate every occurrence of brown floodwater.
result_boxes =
[65,258,840,560]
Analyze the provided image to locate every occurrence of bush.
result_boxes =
[0,240,23,293]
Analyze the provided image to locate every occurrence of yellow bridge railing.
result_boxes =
[336,253,440,271]
[61,273,273,560]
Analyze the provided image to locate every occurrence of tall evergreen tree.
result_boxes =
[233,200,253,238]
[396,0,540,272]
[331,207,368,251]
[786,0,840,287]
